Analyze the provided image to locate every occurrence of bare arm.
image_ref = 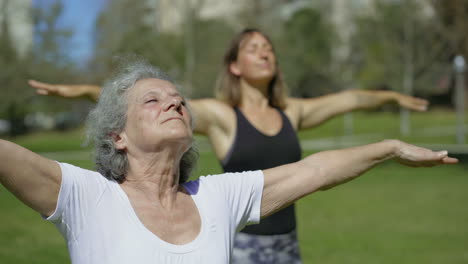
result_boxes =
[0,139,61,216]
[28,80,101,102]
[27,79,237,159]
[289,90,429,129]
[188,99,236,159]
[260,140,457,218]
[27,80,233,139]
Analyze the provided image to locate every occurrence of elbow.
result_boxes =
[297,163,328,196]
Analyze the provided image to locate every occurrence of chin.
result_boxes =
[166,130,192,143]
[256,71,275,81]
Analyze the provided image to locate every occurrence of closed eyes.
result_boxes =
[145,99,158,104]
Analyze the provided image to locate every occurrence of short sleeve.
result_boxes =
[45,162,108,242]
[197,170,264,231]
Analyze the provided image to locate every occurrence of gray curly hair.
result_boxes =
[86,58,198,183]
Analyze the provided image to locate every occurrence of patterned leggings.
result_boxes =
[232,230,302,264]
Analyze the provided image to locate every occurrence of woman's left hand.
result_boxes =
[392,140,459,167]
[395,93,429,112]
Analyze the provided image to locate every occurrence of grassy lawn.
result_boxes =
[1,110,467,263]
[297,110,468,144]
[10,128,90,153]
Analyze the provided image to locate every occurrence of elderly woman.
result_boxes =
[1,60,457,263]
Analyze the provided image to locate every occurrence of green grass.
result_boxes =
[296,153,468,263]
[10,128,90,152]
[297,110,468,144]
[1,110,467,263]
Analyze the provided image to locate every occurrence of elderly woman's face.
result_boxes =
[115,78,192,154]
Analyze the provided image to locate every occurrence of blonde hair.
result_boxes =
[215,28,288,109]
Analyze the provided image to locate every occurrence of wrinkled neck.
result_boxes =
[123,146,186,208]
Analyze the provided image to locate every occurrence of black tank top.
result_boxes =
[222,107,302,235]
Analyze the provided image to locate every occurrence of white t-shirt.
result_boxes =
[46,162,264,264]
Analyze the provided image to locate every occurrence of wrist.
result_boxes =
[381,139,401,160]
[83,85,94,95]
[383,91,398,103]
[84,85,100,101]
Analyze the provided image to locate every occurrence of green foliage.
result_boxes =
[189,19,235,98]
[91,0,154,79]
[115,28,185,77]
[352,0,451,95]
[0,1,82,136]
[92,0,235,98]
[33,1,73,64]
[276,8,339,97]
[0,3,31,126]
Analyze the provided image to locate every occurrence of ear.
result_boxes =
[229,61,241,76]
[111,132,127,151]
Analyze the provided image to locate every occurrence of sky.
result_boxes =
[34,0,108,65]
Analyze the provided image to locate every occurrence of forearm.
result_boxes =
[350,90,397,110]
[262,140,397,216]
[296,90,399,129]
[298,139,398,191]
[262,140,455,217]
[82,85,101,101]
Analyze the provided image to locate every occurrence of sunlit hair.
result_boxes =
[86,57,198,183]
[215,28,288,109]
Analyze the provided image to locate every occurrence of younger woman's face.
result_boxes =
[230,32,277,86]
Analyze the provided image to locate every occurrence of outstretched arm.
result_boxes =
[28,80,238,160]
[0,139,61,216]
[28,80,101,102]
[289,90,429,129]
[260,140,457,218]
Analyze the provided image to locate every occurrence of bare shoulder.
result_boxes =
[190,98,234,119]
[191,98,232,110]
[189,98,236,133]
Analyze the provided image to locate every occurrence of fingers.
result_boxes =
[442,156,459,164]
[28,80,53,89]
[428,150,458,166]
[403,101,427,111]
[436,150,448,157]
[410,98,429,111]
[396,145,459,167]
[28,80,60,93]
[399,96,429,111]
[35,89,49,95]
[28,80,59,96]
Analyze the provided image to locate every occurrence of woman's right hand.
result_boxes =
[28,80,101,101]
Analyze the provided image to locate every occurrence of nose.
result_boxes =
[163,97,182,113]
[259,50,268,59]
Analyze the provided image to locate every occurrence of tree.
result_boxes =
[276,7,338,97]
[351,0,451,135]
[0,0,79,136]
[431,0,468,104]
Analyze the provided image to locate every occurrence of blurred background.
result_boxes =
[0,0,467,263]
[0,0,467,140]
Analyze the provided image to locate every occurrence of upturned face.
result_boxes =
[230,32,277,86]
[114,78,192,155]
